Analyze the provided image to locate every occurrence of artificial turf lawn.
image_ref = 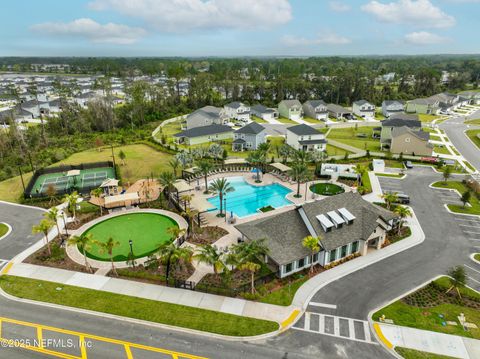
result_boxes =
[395,347,457,359]
[0,223,9,237]
[431,181,480,215]
[0,276,279,336]
[82,213,178,261]
[309,183,345,196]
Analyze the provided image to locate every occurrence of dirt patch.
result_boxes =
[187,226,229,245]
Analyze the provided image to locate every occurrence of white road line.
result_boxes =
[319,313,324,334]
[454,218,480,223]
[305,312,311,330]
[468,276,480,285]
[348,319,355,340]
[464,231,480,235]
[363,321,371,342]
[460,224,480,228]
[465,265,480,275]
[309,302,337,309]
[468,239,480,241]
[333,316,340,336]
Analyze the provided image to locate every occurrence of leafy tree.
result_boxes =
[32,219,54,256]
[461,190,471,208]
[68,234,94,273]
[354,164,367,186]
[208,178,234,217]
[302,236,321,273]
[446,265,467,298]
[118,150,126,165]
[442,166,451,183]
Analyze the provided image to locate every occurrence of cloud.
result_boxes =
[282,32,351,46]
[31,18,146,44]
[329,1,351,12]
[361,0,455,28]
[88,0,292,32]
[404,31,449,45]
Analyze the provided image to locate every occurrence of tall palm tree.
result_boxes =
[96,237,120,276]
[166,226,186,242]
[68,234,94,273]
[90,187,103,215]
[232,238,269,264]
[182,207,199,237]
[393,205,412,235]
[45,207,61,239]
[156,242,193,281]
[239,261,261,294]
[209,178,234,217]
[169,158,180,178]
[246,150,265,182]
[32,219,53,256]
[292,149,311,165]
[180,193,193,210]
[302,236,321,273]
[193,244,226,274]
[158,171,176,205]
[63,191,80,218]
[381,192,398,210]
[257,142,271,155]
[195,159,215,194]
[354,164,367,186]
[279,144,291,163]
[446,265,467,298]
[290,163,308,198]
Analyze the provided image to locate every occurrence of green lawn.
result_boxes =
[466,129,480,150]
[361,171,372,193]
[433,145,451,155]
[0,223,9,237]
[464,118,480,125]
[474,253,480,261]
[277,117,298,124]
[257,275,310,306]
[325,145,350,157]
[373,276,480,340]
[303,117,322,124]
[82,213,178,261]
[0,276,278,336]
[251,115,268,124]
[418,114,439,123]
[395,347,457,359]
[327,127,382,152]
[431,181,480,215]
[310,183,345,196]
[375,173,404,178]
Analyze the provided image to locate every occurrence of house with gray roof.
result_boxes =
[232,122,266,151]
[286,124,326,152]
[353,100,375,120]
[251,104,278,121]
[185,106,226,130]
[174,124,233,145]
[390,126,433,156]
[405,98,440,115]
[458,91,480,105]
[223,102,250,123]
[235,192,397,278]
[382,100,405,118]
[302,100,328,121]
[380,114,421,145]
[278,99,303,121]
[327,103,352,120]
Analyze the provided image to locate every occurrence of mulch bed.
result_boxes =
[24,237,89,273]
[65,212,101,231]
[384,226,411,246]
[402,282,480,310]
[187,226,228,245]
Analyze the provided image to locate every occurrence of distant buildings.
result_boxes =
[352,100,375,120]
[278,100,303,121]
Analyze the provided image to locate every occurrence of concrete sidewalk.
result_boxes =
[378,323,480,359]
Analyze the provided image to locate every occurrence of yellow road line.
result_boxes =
[0,316,207,359]
[37,327,43,348]
[79,335,87,359]
[280,309,300,330]
[0,338,80,359]
[373,323,393,349]
[124,344,133,359]
[1,262,13,275]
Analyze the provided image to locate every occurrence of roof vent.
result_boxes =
[338,207,356,225]
[316,214,334,232]
[327,211,345,228]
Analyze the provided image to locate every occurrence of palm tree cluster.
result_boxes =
[289,149,312,198]
[209,178,234,217]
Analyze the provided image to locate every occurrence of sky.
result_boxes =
[0,0,479,57]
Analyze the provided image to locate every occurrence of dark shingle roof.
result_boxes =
[304,100,327,108]
[235,122,265,135]
[174,124,233,138]
[287,124,320,136]
[391,126,430,141]
[251,104,275,114]
[382,115,421,128]
[279,99,302,108]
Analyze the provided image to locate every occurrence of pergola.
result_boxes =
[100,178,120,196]
[270,162,292,173]
[173,179,194,193]
[224,158,247,165]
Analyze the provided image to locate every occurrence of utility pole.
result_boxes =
[18,166,26,193]
[111,144,116,168]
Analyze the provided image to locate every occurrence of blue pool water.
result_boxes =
[207,176,293,218]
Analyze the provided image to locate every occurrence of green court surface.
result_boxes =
[31,166,115,195]
[81,213,179,261]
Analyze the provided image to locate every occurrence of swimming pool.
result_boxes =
[207,176,293,218]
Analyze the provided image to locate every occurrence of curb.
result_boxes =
[0,200,48,212]
[429,182,480,218]
[0,222,12,241]
[0,284,281,342]
[470,253,480,265]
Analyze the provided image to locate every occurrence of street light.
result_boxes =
[62,210,68,237]
[129,239,135,268]
[224,197,227,223]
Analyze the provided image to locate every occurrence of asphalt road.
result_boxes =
[439,109,480,172]
[0,201,45,261]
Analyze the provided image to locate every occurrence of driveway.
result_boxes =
[0,201,45,261]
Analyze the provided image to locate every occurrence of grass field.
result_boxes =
[375,173,404,178]
[418,114,439,123]
[251,115,268,124]
[325,144,351,156]
[432,181,480,215]
[475,253,480,261]
[0,276,278,336]
[0,144,173,203]
[82,213,178,261]
[395,347,457,359]
[464,118,480,125]
[258,275,310,306]
[277,117,298,124]
[0,223,9,237]
[433,145,451,155]
[303,117,322,124]
[310,183,345,196]
[327,127,381,152]
[466,129,480,150]
[372,276,480,339]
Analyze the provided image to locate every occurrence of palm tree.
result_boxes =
[239,261,261,294]
[293,149,311,164]
[232,238,269,264]
[209,178,234,217]
[354,164,367,186]
[63,191,80,218]
[96,237,120,276]
[157,242,193,280]
[182,207,199,237]
[45,207,61,240]
[381,192,398,210]
[175,150,193,171]
[32,219,54,256]
[196,159,215,194]
[166,226,186,242]
[446,265,467,298]
[302,236,321,273]
[193,244,226,274]
[90,187,104,215]
[279,144,291,163]
[442,166,451,183]
[180,193,193,210]
[169,158,180,178]
[158,171,176,205]
[290,163,308,198]
[118,150,126,165]
[208,143,223,163]
[393,205,412,235]
[68,234,94,273]
[246,151,265,182]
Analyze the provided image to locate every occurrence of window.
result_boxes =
[298,258,305,268]
[330,249,337,262]
[313,253,318,262]
[352,241,359,253]
[285,263,293,273]
[405,137,411,143]
[341,245,348,258]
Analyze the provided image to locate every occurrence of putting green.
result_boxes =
[310,183,345,196]
[81,213,179,262]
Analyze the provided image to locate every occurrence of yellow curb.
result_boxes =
[1,262,13,275]
[280,309,300,330]
[373,323,393,349]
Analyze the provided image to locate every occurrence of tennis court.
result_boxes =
[30,166,115,196]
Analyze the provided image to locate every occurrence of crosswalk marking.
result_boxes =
[464,231,480,235]
[468,276,480,285]
[465,265,480,275]
[460,224,480,228]
[309,302,337,309]
[293,312,377,345]
[0,260,7,271]
[454,217,480,223]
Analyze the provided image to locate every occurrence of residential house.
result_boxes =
[382,100,405,118]
[251,104,278,121]
[405,98,439,115]
[232,122,266,151]
[458,91,480,105]
[235,192,397,278]
[302,100,328,121]
[278,100,303,121]
[286,124,326,152]
[327,104,352,120]
[223,102,251,123]
[390,126,433,156]
[352,100,376,120]
[185,106,226,130]
[380,114,421,146]
[174,124,233,146]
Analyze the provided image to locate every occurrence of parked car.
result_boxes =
[404,161,413,169]
[386,191,410,204]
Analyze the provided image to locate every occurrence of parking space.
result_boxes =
[378,178,405,195]
[435,190,461,204]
